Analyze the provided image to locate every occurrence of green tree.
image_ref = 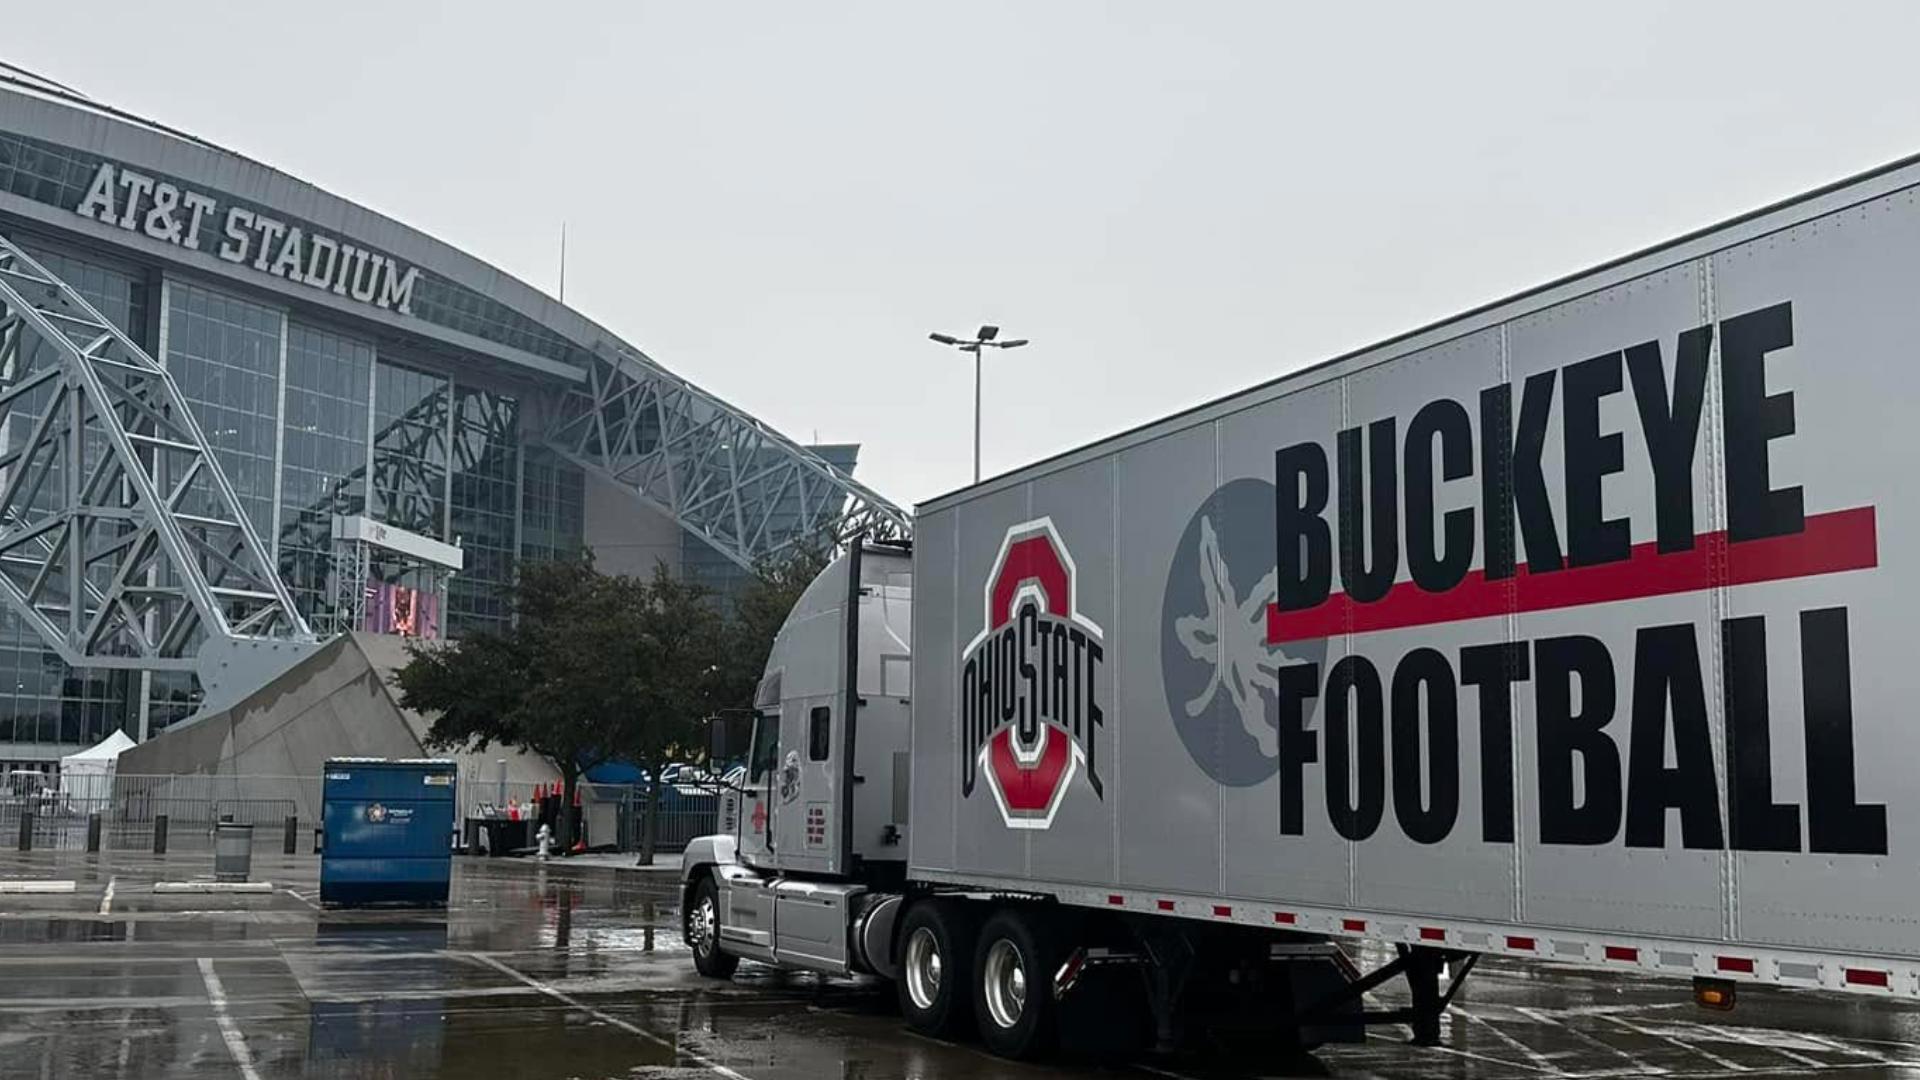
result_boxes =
[629,565,730,864]
[394,558,647,850]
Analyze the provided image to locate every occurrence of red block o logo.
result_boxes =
[960,518,1106,830]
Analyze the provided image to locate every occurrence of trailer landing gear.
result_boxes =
[1297,945,1478,1047]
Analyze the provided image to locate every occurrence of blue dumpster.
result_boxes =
[320,758,457,906]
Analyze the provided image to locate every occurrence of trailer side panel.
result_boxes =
[911,172,1920,969]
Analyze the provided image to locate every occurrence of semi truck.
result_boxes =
[682,152,1920,1061]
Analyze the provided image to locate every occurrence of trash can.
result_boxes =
[320,758,457,906]
[214,822,254,882]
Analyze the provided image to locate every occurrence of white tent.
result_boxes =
[59,730,134,809]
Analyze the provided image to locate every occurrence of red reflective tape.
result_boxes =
[1506,936,1535,951]
[1269,506,1878,643]
[1274,912,1297,925]
[1716,956,1755,974]
[1212,905,1233,918]
[1156,899,1175,912]
[1847,968,1890,988]
[1420,927,1445,942]
[1605,946,1639,963]
[1106,894,1124,906]
[1342,918,1367,933]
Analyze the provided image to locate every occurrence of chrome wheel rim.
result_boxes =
[904,926,942,1011]
[982,938,1027,1030]
[689,894,717,956]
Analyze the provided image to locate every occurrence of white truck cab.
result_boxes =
[683,541,914,979]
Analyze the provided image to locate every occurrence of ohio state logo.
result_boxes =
[960,518,1106,829]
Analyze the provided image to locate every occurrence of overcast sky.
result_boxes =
[12,2,1920,508]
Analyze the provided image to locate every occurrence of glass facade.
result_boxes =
[278,324,373,626]
[446,387,520,638]
[165,280,283,538]
[370,362,450,539]
[521,447,585,565]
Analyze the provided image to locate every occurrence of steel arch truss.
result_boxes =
[0,235,313,688]
[544,349,910,568]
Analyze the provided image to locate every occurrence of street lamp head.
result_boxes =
[976,324,1000,342]
[997,339,1030,349]
[929,332,961,346]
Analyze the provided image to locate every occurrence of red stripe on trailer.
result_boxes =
[1507,936,1536,951]
[1605,946,1639,963]
[1420,927,1445,942]
[1342,918,1367,933]
[1847,968,1890,988]
[1274,912,1297,925]
[1107,895,1124,906]
[1212,905,1232,918]
[1268,506,1878,643]
[1717,956,1755,974]
[1156,899,1175,912]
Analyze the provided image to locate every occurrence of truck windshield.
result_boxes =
[748,712,779,784]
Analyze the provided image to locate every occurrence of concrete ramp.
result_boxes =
[117,633,559,822]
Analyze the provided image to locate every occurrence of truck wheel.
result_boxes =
[896,900,974,1037]
[972,908,1060,1060]
[686,875,737,979]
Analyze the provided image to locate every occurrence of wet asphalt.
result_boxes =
[1,849,1919,1078]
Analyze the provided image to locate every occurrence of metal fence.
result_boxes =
[588,782,723,854]
[0,771,723,855]
[0,773,316,852]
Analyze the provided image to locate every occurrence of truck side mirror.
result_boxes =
[707,713,752,765]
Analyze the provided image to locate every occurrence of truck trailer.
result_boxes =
[682,153,1920,1060]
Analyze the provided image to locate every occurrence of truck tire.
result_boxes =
[686,875,738,979]
[896,899,975,1037]
[972,907,1061,1060]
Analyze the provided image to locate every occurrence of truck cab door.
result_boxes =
[769,693,840,870]
[737,698,779,866]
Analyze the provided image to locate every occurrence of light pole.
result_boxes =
[929,325,1029,483]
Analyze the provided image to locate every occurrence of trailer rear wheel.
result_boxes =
[686,875,737,979]
[972,908,1060,1060]
[896,900,975,1037]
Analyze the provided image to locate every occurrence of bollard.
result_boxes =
[152,814,169,855]
[85,813,101,853]
[16,811,31,852]
[283,816,298,855]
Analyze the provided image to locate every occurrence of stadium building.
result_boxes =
[0,66,905,777]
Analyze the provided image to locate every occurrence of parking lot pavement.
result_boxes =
[4,849,1920,1080]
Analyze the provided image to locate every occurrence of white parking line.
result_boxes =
[1602,1014,1746,1072]
[1459,1008,1564,1074]
[0,880,75,893]
[1366,1030,1563,1075]
[458,950,752,1080]
[196,957,262,1080]
[1132,1064,1206,1080]
[154,881,273,893]
[1689,1022,1825,1069]
[1515,1006,1664,1076]
[98,876,115,915]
